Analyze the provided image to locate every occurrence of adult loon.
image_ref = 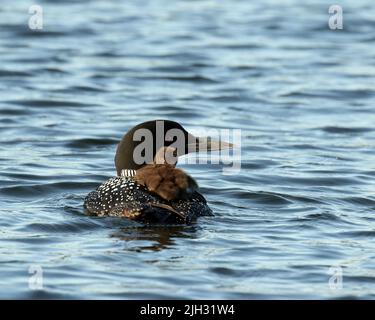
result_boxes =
[84,120,232,224]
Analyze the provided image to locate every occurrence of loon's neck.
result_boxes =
[120,169,137,178]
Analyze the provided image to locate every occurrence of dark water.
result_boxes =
[1,0,375,299]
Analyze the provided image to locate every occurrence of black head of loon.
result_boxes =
[114,119,233,175]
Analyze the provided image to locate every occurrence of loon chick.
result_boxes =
[84,120,232,224]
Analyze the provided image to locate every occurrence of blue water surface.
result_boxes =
[0,0,374,299]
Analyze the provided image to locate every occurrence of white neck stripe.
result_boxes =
[120,169,137,177]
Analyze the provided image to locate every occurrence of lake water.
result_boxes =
[0,0,374,299]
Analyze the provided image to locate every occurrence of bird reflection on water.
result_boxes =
[111,225,198,252]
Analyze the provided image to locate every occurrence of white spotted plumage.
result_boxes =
[84,174,213,223]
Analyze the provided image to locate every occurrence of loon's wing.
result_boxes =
[84,177,213,224]
[97,195,212,224]
[108,201,188,224]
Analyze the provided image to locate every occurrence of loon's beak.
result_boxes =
[186,136,234,154]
